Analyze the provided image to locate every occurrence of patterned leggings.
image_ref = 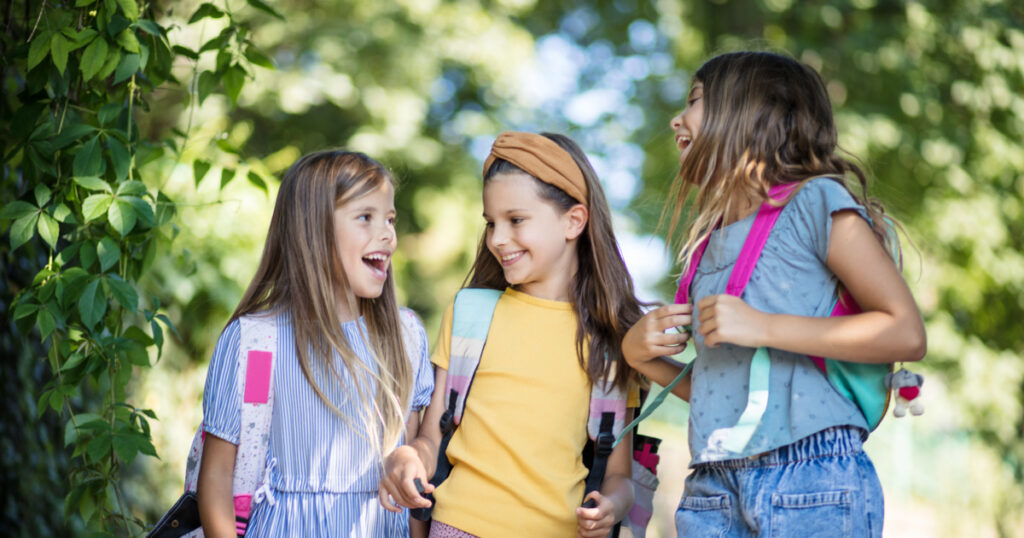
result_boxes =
[428,520,478,538]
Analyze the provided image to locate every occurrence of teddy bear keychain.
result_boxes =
[885,367,925,417]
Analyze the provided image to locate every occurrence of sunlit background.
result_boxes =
[5,0,1023,536]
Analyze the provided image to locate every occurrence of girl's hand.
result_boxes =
[575,491,616,538]
[697,294,768,348]
[378,445,433,512]
[622,304,692,366]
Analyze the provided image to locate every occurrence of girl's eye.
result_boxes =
[357,214,371,222]
[484,221,495,229]
[688,95,702,106]
[387,216,396,226]
[510,217,524,225]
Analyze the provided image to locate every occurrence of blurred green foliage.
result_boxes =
[3,0,1022,536]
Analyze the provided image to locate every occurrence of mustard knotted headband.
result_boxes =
[482,132,588,206]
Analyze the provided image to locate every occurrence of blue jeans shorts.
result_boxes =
[675,426,883,537]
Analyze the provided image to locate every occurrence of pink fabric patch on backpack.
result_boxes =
[244,350,273,404]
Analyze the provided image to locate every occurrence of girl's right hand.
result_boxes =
[621,304,692,366]
[379,445,434,512]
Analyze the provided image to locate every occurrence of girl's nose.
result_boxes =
[670,113,683,130]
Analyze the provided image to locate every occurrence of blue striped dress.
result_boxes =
[202,311,434,537]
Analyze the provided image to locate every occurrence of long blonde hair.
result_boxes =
[230,150,412,456]
[663,51,898,276]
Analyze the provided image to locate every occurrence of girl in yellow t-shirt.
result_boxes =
[380,131,645,537]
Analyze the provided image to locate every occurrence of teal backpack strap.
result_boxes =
[411,288,502,522]
[444,288,503,424]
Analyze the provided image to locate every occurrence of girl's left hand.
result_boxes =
[575,491,615,538]
[697,294,768,348]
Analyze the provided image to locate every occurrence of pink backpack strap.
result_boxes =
[674,183,797,305]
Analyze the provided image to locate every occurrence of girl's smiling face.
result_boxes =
[333,181,396,316]
[482,171,586,302]
[670,82,705,164]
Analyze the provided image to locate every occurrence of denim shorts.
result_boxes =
[675,426,883,537]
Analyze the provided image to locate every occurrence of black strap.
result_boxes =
[410,390,459,521]
[581,411,616,508]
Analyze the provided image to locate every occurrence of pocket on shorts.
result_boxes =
[769,490,851,538]
[675,494,731,537]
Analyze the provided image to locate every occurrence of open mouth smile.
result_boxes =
[676,134,692,152]
[362,252,391,280]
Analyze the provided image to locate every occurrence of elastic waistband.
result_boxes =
[698,426,865,469]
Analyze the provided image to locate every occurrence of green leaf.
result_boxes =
[126,196,155,228]
[113,53,140,84]
[11,214,39,251]
[80,241,97,270]
[108,138,131,181]
[116,180,146,196]
[73,136,104,177]
[34,183,52,207]
[50,33,71,74]
[223,65,246,105]
[55,241,80,266]
[13,300,39,321]
[113,433,138,464]
[97,48,122,80]
[77,278,107,328]
[52,204,75,224]
[104,275,138,311]
[97,237,120,271]
[37,213,60,249]
[150,319,164,353]
[197,70,220,103]
[172,45,199,60]
[98,102,122,126]
[65,418,79,447]
[189,3,226,24]
[38,309,57,340]
[80,37,109,81]
[66,28,98,48]
[108,198,137,236]
[0,201,38,220]
[247,171,268,193]
[75,0,96,6]
[82,194,113,222]
[107,13,132,37]
[52,122,97,149]
[243,45,274,69]
[115,0,139,21]
[85,431,112,463]
[193,160,211,187]
[246,0,285,20]
[59,350,87,370]
[28,31,52,70]
[219,167,236,190]
[73,176,112,192]
[136,19,161,36]
[116,28,140,53]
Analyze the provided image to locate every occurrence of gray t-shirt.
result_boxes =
[688,177,870,464]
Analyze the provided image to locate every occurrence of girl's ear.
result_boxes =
[564,204,588,241]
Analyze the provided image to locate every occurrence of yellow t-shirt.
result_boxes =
[430,288,636,538]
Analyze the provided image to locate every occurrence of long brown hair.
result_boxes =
[466,133,642,391]
[663,51,898,275]
[230,150,412,456]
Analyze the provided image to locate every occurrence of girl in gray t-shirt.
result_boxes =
[623,51,926,537]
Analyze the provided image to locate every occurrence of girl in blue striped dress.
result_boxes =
[196,150,434,537]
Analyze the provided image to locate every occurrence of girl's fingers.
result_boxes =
[657,314,692,332]
[378,485,401,513]
[651,331,689,347]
